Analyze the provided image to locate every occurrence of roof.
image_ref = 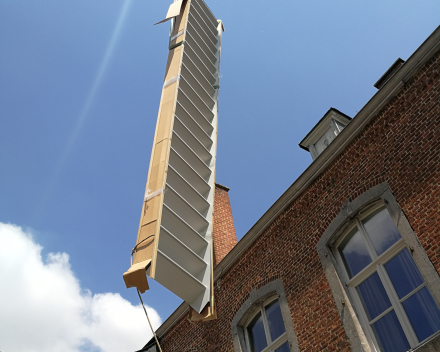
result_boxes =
[215,182,230,192]
[298,107,352,151]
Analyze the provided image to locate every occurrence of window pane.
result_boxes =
[402,286,440,342]
[363,208,401,256]
[339,228,372,278]
[384,248,424,299]
[372,310,410,352]
[265,300,286,342]
[248,312,267,352]
[357,272,391,320]
[275,342,290,352]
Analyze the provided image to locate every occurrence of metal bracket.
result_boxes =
[169,40,185,50]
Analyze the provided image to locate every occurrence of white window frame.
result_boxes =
[333,202,438,351]
[243,296,289,352]
[231,279,299,352]
[317,184,440,352]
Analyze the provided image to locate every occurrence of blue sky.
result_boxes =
[0,0,439,347]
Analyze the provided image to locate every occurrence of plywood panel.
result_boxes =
[124,0,223,318]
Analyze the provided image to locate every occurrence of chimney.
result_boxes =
[212,183,237,266]
[374,58,405,90]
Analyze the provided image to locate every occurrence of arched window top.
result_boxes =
[317,183,393,252]
[317,183,440,352]
[337,204,402,278]
[231,280,299,352]
[335,203,440,351]
[243,296,278,326]
[245,297,289,352]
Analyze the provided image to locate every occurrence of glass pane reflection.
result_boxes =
[402,287,440,342]
[339,229,372,277]
[372,310,410,352]
[248,312,267,352]
[363,208,401,256]
[357,272,391,321]
[275,342,290,352]
[385,249,424,299]
[265,300,286,342]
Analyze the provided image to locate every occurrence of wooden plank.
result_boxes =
[147,0,191,280]
[124,0,222,318]
[124,0,191,288]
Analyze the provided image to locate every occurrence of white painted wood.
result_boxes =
[177,89,213,128]
[243,299,289,352]
[377,265,419,346]
[299,109,351,160]
[185,32,216,73]
[314,127,338,155]
[158,227,207,280]
[173,117,213,161]
[167,166,210,207]
[188,2,217,36]
[169,148,210,196]
[182,56,215,96]
[161,205,209,249]
[188,12,217,47]
[175,102,214,145]
[187,18,217,52]
[149,0,222,314]
[193,0,218,27]
[184,44,216,84]
[179,77,214,118]
[187,21,216,57]
[171,132,211,179]
[335,206,431,350]
[154,250,206,302]
[181,64,215,107]
[164,185,209,232]
[308,144,318,161]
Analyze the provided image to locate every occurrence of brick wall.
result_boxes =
[212,183,237,266]
[156,50,440,352]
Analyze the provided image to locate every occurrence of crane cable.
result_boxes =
[137,288,163,352]
[131,236,163,352]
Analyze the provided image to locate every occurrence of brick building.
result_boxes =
[139,26,440,352]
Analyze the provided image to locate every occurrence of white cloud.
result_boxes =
[0,223,161,352]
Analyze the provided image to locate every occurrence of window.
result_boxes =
[334,203,440,352]
[231,280,299,352]
[244,298,290,352]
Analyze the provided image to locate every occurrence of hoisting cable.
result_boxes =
[130,235,163,352]
[137,288,163,352]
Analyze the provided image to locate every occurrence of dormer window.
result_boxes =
[299,108,351,161]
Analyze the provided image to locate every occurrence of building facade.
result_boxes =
[140,26,440,352]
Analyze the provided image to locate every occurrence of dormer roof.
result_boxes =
[299,108,352,160]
